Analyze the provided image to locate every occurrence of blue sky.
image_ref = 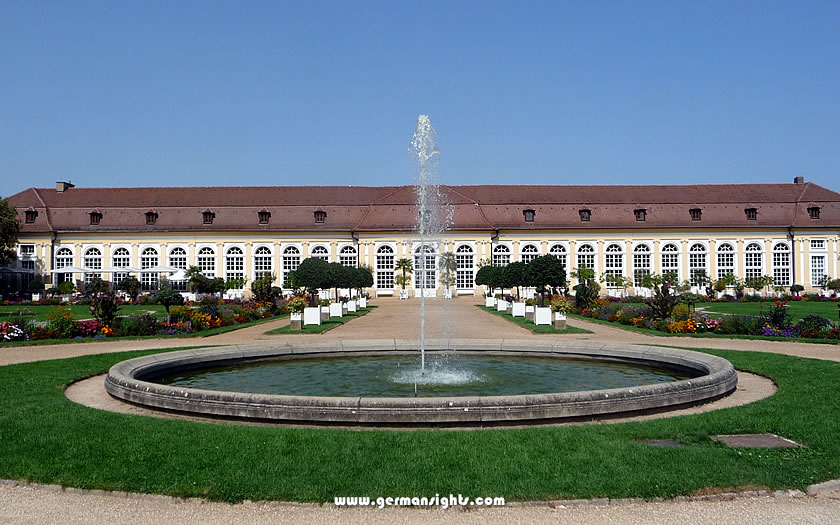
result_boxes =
[2,1,839,196]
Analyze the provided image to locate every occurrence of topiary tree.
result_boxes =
[28,279,45,293]
[117,276,141,302]
[294,258,331,304]
[353,266,374,298]
[250,274,282,305]
[524,255,566,306]
[502,261,527,299]
[475,264,504,297]
[570,267,600,308]
[154,278,185,320]
[57,280,76,295]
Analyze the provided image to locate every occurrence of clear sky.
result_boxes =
[2,1,838,197]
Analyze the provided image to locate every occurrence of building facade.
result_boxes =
[5,179,840,296]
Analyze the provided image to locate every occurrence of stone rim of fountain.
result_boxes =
[104,340,738,426]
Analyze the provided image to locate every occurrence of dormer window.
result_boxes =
[202,211,215,225]
[634,209,646,222]
[689,208,702,221]
[314,210,327,224]
[745,208,757,221]
[523,209,535,222]
[258,210,271,224]
[579,209,591,222]
[145,211,158,225]
[808,206,821,220]
[24,210,38,223]
[89,211,102,225]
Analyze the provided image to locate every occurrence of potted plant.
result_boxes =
[286,297,307,330]
[319,298,331,322]
[524,298,536,321]
[551,295,572,330]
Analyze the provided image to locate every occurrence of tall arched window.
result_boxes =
[632,245,651,286]
[254,246,273,279]
[492,245,510,267]
[375,245,395,290]
[661,243,679,279]
[83,247,102,285]
[55,247,74,284]
[339,245,357,267]
[282,246,301,287]
[745,243,763,280]
[689,243,707,285]
[311,245,329,261]
[225,246,245,286]
[455,244,474,289]
[168,247,188,291]
[112,247,130,286]
[576,243,595,271]
[520,244,539,263]
[716,243,735,279]
[140,247,159,290]
[414,245,437,289]
[197,247,216,278]
[772,242,791,286]
[604,243,624,285]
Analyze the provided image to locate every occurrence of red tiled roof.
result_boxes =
[7,182,840,233]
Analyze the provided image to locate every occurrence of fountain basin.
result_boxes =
[104,339,737,425]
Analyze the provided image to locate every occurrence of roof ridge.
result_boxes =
[31,188,54,231]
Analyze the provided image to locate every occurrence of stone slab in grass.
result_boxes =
[638,439,685,448]
[711,434,800,448]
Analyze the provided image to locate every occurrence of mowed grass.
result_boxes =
[265,307,375,335]
[478,306,591,335]
[0,304,167,321]
[1,346,838,502]
[698,301,840,322]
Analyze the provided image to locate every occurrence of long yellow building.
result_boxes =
[5,178,840,297]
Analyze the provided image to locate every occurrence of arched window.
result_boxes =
[375,245,395,290]
[311,245,329,261]
[140,247,159,290]
[339,245,357,267]
[772,242,791,286]
[414,245,437,289]
[576,243,595,271]
[745,243,763,280]
[492,245,510,267]
[225,247,245,286]
[717,243,735,279]
[689,243,707,285]
[455,244,474,289]
[55,247,74,284]
[254,246,273,279]
[632,244,651,286]
[83,247,102,285]
[520,244,539,263]
[168,247,188,290]
[661,243,679,278]
[549,244,567,278]
[282,246,300,287]
[604,243,624,285]
[112,247,130,286]
[197,247,216,278]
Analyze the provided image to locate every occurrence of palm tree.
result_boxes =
[395,258,413,290]
[438,252,457,295]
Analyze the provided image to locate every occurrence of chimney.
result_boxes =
[794,176,805,185]
[56,181,75,193]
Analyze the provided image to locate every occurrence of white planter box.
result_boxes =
[496,300,508,312]
[320,306,330,322]
[444,289,453,299]
[555,312,567,321]
[512,302,526,317]
[534,307,552,325]
[347,300,358,313]
[358,297,367,309]
[329,303,343,318]
[303,307,321,325]
[485,297,496,307]
[399,289,409,300]
[290,312,302,321]
[31,293,40,301]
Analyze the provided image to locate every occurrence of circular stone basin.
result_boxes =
[104,339,738,426]
[154,355,698,398]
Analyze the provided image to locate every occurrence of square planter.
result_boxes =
[496,299,507,312]
[303,307,321,326]
[329,303,343,318]
[554,312,567,330]
[358,297,367,309]
[399,289,409,300]
[290,312,302,330]
[511,302,526,317]
[444,289,453,299]
[347,301,358,313]
[342,304,348,316]
[525,305,535,321]
[485,296,496,308]
[320,306,330,322]
[534,307,551,325]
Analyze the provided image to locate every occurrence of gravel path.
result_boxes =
[4,296,840,524]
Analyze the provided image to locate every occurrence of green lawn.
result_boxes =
[265,307,375,335]
[1,347,839,502]
[478,306,591,335]
[698,301,840,322]
[0,304,168,321]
